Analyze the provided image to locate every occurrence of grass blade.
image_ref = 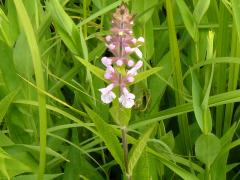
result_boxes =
[13,1,47,179]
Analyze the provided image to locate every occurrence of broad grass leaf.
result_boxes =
[0,90,18,123]
[191,71,212,133]
[232,0,240,40]
[84,105,124,170]
[176,0,198,41]
[0,158,9,180]
[0,132,14,146]
[144,19,154,60]
[191,71,203,130]
[47,0,83,56]
[13,32,33,78]
[195,133,221,165]
[148,149,199,180]
[75,56,106,82]
[193,0,210,24]
[131,67,161,85]
[132,0,158,24]
[0,41,21,91]
[0,8,12,46]
[128,125,155,175]
[13,1,47,178]
[0,148,32,179]
[132,152,158,180]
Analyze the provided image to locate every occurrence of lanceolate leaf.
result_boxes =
[176,0,198,41]
[132,67,162,85]
[75,56,106,82]
[84,105,124,170]
[128,125,155,175]
[193,0,210,24]
[0,90,18,123]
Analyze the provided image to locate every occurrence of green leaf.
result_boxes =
[148,149,199,180]
[132,0,158,24]
[191,71,203,130]
[110,104,131,126]
[13,32,33,78]
[211,123,237,180]
[0,41,21,91]
[191,71,212,133]
[132,152,158,180]
[78,0,125,26]
[0,132,14,147]
[193,0,210,24]
[0,147,32,178]
[131,67,161,85]
[13,1,47,178]
[232,0,240,41]
[144,19,154,60]
[128,125,155,175]
[47,0,83,56]
[63,129,104,180]
[195,133,221,165]
[12,173,63,180]
[74,56,106,82]
[176,0,198,41]
[18,144,69,162]
[0,90,18,123]
[0,8,12,46]
[84,105,124,170]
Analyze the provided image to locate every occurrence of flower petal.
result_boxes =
[134,48,142,58]
[101,57,112,66]
[101,91,116,103]
[119,87,135,108]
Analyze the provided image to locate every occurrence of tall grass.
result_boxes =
[0,0,240,179]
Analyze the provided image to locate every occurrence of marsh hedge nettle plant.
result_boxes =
[99,3,144,108]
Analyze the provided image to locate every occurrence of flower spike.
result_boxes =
[98,3,144,108]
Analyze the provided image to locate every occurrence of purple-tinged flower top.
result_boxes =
[99,3,144,108]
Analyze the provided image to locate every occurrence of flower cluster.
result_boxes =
[99,3,144,109]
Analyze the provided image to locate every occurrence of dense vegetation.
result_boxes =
[0,0,240,179]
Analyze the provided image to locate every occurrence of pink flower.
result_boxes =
[127,60,143,76]
[119,87,135,108]
[98,4,144,108]
[133,48,143,58]
[108,43,116,50]
[127,76,134,82]
[116,59,123,66]
[101,57,112,67]
[106,35,112,42]
[127,60,134,67]
[125,46,133,54]
[99,84,116,104]
[104,66,115,80]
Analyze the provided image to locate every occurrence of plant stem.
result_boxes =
[121,127,131,180]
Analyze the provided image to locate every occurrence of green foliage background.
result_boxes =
[0,0,240,179]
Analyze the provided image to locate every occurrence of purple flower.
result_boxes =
[99,3,144,108]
